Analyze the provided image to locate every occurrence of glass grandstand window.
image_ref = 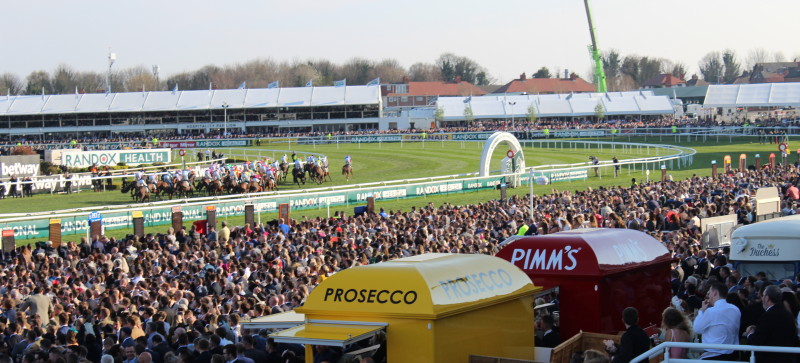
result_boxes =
[401,96,408,102]
[416,96,423,102]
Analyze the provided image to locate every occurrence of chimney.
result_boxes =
[401,75,409,84]
[454,75,462,83]
[564,69,569,79]
[569,72,578,80]
[520,72,527,80]
[691,74,699,80]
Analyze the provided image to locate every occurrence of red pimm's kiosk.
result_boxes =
[495,228,673,338]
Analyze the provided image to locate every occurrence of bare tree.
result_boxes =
[773,51,787,62]
[120,66,158,92]
[745,48,770,70]
[370,59,407,84]
[408,62,441,82]
[340,57,374,85]
[0,73,24,95]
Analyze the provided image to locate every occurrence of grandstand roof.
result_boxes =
[436,91,673,120]
[703,82,800,107]
[0,85,381,116]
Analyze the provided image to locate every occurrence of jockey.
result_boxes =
[181,168,190,180]
[134,169,144,181]
[204,168,212,179]
[294,158,302,170]
[265,167,275,180]
[147,173,157,184]
[344,155,352,166]
[321,156,328,168]
[162,171,172,188]
[241,170,251,183]
[136,174,147,188]
[291,152,297,162]
[307,155,315,165]
[282,153,288,164]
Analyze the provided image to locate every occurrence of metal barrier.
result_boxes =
[632,341,800,363]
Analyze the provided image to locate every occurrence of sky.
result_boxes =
[4,0,800,85]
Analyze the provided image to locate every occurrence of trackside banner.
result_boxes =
[48,149,172,167]
[0,155,41,178]
[0,176,506,239]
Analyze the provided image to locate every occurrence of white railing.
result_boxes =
[631,341,800,363]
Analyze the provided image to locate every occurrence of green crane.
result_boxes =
[583,0,607,93]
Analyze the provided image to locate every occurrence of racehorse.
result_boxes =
[309,164,326,184]
[156,181,174,200]
[342,164,353,182]
[121,181,151,203]
[279,163,289,181]
[248,180,262,193]
[174,180,194,198]
[292,167,306,187]
[263,177,278,191]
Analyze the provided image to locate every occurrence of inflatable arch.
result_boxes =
[479,132,525,177]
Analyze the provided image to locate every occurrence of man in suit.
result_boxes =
[537,315,560,348]
[19,286,52,328]
[746,285,800,363]
[604,307,650,363]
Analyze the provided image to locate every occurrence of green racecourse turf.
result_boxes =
[7,135,794,245]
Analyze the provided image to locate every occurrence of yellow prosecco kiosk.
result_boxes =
[271,253,540,362]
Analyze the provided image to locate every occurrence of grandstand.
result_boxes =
[0,85,382,139]
[435,91,675,123]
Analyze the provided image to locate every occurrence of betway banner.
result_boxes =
[48,149,172,167]
[0,155,41,178]
[1,174,93,195]
[0,175,507,239]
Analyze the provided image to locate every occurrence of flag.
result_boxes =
[367,78,380,86]
[305,80,313,87]
[463,96,471,103]
[6,88,10,100]
[209,82,213,91]
[42,87,45,100]
[238,81,246,89]
[75,86,79,98]
[172,84,179,93]
[333,79,346,87]
[267,81,279,89]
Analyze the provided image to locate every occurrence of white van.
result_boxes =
[730,215,800,281]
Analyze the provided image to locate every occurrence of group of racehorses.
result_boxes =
[121,161,351,203]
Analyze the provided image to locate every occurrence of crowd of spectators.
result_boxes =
[0,153,800,362]
[6,115,799,154]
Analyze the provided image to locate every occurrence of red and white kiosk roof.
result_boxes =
[497,228,673,276]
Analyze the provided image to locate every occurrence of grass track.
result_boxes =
[6,136,795,245]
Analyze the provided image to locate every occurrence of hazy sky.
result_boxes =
[5,0,800,85]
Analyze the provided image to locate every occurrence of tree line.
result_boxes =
[0,53,492,96]
[0,48,795,96]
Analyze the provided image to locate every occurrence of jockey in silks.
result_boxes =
[134,169,144,182]
[265,166,275,180]
[136,172,147,188]
[173,171,183,185]
[321,156,329,170]
[162,171,173,188]
[291,152,297,162]
[282,153,288,164]
[345,155,352,166]
[181,168,190,181]
[147,173,157,190]
[307,154,315,166]
[241,170,251,183]
[294,158,302,170]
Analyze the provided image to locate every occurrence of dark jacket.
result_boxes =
[747,304,800,363]
[611,325,650,363]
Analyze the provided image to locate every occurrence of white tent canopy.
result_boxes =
[703,83,800,107]
[436,91,673,120]
[0,85,380,116]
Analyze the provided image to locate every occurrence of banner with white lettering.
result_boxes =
[50,149,172,167]
[0,155,41,178]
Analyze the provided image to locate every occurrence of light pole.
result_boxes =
[107,52,116,93]
[221,102,229,137]
[508,101,517,129]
